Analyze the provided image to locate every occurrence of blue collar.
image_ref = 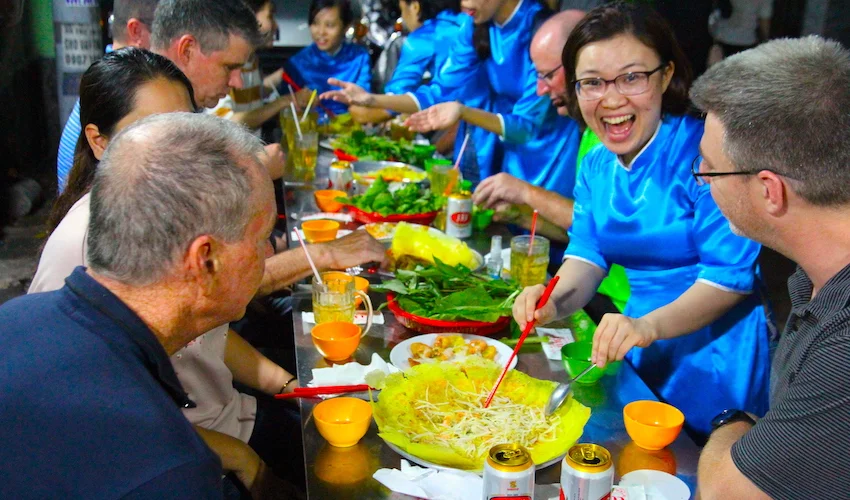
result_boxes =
[64,267,195,409]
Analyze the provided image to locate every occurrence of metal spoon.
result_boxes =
[545,363,597,416]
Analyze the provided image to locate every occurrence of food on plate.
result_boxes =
[318,113,361,135]
[361,222,398,241]
[371,357,591,470]
[408,335,498,367]
[338,177,442,216]
[332,130,435,166]
[353,164,427,183]
[373,257,520,323]
[389,222,477,269]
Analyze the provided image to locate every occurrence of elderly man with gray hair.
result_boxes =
[690,36,850,498]
[0,113,275,497]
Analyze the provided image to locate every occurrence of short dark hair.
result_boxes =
[112,0,160,42]
[691,36,850,206]
[308,0,355,27]
[242,0,271,14]
[150,0,264,53]
[49,48,195,234]
[401,0,459,24]
[561,1,692,127]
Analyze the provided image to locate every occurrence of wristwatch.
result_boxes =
[711,409,756,431]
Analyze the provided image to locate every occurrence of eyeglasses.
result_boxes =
[573,63,668,100]
[537,64,563,83]
[690,155,794,186]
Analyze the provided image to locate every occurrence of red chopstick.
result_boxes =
[274,384,371,399]
[281,70,337,119]
[483,276,560,408]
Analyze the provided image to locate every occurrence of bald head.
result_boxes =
[531,10,586,116]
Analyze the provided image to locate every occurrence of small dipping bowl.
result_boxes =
[315,190,348,213]
[561,341,621,385]
[302,220,340,243]
[311,321,362,361]
[623,400,685,450]
[313,397,372,447]
[323,271,369,308]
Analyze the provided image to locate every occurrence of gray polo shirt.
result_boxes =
[731,264,850,499]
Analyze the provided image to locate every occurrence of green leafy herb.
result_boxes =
[337,176,443,216]
[373,258,521,322]
[332,131,436,166]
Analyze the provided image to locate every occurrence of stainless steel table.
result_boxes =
[284,149,700,499]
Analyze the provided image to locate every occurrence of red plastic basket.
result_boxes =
[345,205,439,225]
[386,293,510,335]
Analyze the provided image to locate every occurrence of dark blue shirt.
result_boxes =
[0,267,222,498]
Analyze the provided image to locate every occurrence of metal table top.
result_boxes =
[284,149,700,499]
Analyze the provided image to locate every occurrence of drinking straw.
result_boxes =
[290,102,303,140]
[301,89,318,122]
[281,69,337,118]
[453,132,470,171]
[483,275,560,408]
[527,209,539,257]
[287,84,298,111]
[294,227,321,285]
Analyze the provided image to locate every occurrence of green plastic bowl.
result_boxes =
[561,341,621,385]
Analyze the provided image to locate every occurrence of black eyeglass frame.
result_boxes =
[690,155,795,185]
[572,63,669,100]
[537,64,563,83]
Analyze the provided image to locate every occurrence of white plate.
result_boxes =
[384,441,565,475]
[389,333,517,372]
[319,138,335,150]
[619,470,691,500]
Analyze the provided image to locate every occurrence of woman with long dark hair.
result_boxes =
[513,2,771,440]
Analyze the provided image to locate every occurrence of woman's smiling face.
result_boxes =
[575,33,673,164]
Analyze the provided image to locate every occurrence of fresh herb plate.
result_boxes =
[386,292,511,335]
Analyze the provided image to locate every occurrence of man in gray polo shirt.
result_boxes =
[689,36,850,498]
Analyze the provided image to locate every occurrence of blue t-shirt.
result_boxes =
[285,42,372,117]
[0,267,223,498]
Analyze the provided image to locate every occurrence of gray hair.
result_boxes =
[112,0,160,43]
[691,36,850,206]
[150,0,264,54]
[87,112,265,286]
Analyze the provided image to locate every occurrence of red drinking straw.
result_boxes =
[527,209,539,256]
[483,275,560,408]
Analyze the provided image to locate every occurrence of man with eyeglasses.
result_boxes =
[56,0,160,193]
[691,36,850,499]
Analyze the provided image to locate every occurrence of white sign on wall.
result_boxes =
[58,23,102,71]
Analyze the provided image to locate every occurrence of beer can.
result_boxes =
[560,444,614,500]
[482,443,535,500]
[328,160,353,194]
[446,192,473,239]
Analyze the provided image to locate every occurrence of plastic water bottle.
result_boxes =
[487,235,502,279]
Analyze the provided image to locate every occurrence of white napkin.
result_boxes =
[373,460,483,500]
[309,353,399,387]
[297,212,353,222]
[290,228,352,241]
[301,311,383,325]
[536,327,575,361]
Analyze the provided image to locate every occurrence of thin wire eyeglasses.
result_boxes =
[690,155,794,186]
[537,64,563,83]
[573,63,668,100]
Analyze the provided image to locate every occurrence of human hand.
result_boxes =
[473,173,533,209]
[262,143,286,181]
[512,284,557,332]
[404,101,463,132]
[294,87,313,109]
[591,314,658,368]
[321,78,374,107]
[491,202,522,223]
[318,230,387,270]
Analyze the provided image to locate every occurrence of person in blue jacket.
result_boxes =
[349,0,466,125]
[284,0,371,117]
[321,0,578,193]
[513,3,771,440]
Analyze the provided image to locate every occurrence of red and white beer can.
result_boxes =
[482,443,535,500]
[328,160,353,194]
[446,192,472,239]
[560,444,614,500]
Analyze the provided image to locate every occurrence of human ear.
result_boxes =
[661,61,675,93]
[175,35,198,67]
[760,171,787,217]
[125,18,145,46]
[185,235,218,294]
[84,124,108,160]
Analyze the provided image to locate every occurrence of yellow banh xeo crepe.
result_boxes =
[372,357,590,470]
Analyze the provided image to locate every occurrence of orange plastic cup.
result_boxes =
[323,271,369,308]
[623,400,684,450]
[313,397,372,447]
[315,190,348,213]
[302,219,340,243]
[311,321,364,361]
